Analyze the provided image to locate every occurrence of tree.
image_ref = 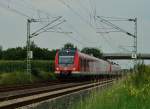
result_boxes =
[27,41,56,60]
[2,47,26,60]
[0,45,2,59]
[81,47,103,58]
[30,41,38,50]
[63,43,75,49]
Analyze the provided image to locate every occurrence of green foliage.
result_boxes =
[63,43,75,49]
[72,65,150,109]
[127,64,150,89]
[1,42,56,60]
[32,60,54,72]
[81,47,102,58]
[0,45,2,59]
[2,47,26,60]
[0,60,54,73]
[0,71,56,86]
[0,72,33,85]
[0,61,25,72]
[37,71,56,80]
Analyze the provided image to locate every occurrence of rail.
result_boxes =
[0,79,115,109]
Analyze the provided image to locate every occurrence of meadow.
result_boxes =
[72,64,150,109]
[0,60,54,72]
[0,60,55,86]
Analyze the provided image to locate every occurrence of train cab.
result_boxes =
[55,48,79,75]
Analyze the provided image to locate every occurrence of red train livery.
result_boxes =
[55,48,121,76]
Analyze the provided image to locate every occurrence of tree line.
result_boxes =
[0,42,102,60]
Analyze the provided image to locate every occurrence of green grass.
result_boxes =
[0,71,56,86]
[0,60,54,72]
[0,60,56,86]
[72,64,150,109]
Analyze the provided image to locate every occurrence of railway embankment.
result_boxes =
[71,64,150,109]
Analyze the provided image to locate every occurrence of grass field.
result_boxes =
[0,71,56,86]
[0,60,54,72]
[72,64,150,109]
[0,60,55,86]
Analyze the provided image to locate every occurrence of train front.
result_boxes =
[55,48,78,76]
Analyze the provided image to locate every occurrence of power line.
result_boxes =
[31,16,62,37]
[97,16,135,38]
[96,22,118,52]
[57,0,97,30]
[66,22,99,44]
[0,1,32,18]
[57,0,101,45]
[99,16,131,20]
[75,0,93,24]
[31,18,66,38]
[34,20,66,36]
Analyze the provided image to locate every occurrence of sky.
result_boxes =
[0,0,149,68]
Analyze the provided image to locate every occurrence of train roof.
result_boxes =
[78,52,100,61]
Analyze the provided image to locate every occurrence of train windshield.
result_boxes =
[59,56,74,64]
[58,49,76,65]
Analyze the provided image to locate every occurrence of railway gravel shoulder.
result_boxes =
[0,79,115,109]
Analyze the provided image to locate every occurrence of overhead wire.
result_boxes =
[66,22,99,44]
[1,0,58,21]
[17,0,55,19]
[19,0,55,22]
[31,19,66,38]
[88,0,97,25]
[6,0,36,18]
[2,0,128,53]
[96,16,134,53]
[0,1,32,18]
[65,0,100,44]
[99,16,130,20]
[95,17,121,52]
[75,0,93,22]
[31,16,62,36]
[57,0,100,45]
[62,31,87,47]
[57,0,97,31]
[1,0,81,49]
[21,0,37,11]
[46,26,86,47]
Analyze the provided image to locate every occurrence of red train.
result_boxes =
[55,48,121,76]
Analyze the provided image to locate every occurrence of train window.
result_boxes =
[59,49,76,56]
[85,59,87,71]
[80,58,83,71]
[83,59,86,71]
[59,56,74,65]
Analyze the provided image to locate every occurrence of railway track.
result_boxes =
[0,80,69,92]
[0,78,115,109]
[0,77,105,92]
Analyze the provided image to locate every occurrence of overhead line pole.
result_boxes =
[96,16,138,69]
[26,18,71,78]
[27,19,31,80]
[134,18,138,68]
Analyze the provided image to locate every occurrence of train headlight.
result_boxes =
[73,67,76,71]
[56,67,59,70]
